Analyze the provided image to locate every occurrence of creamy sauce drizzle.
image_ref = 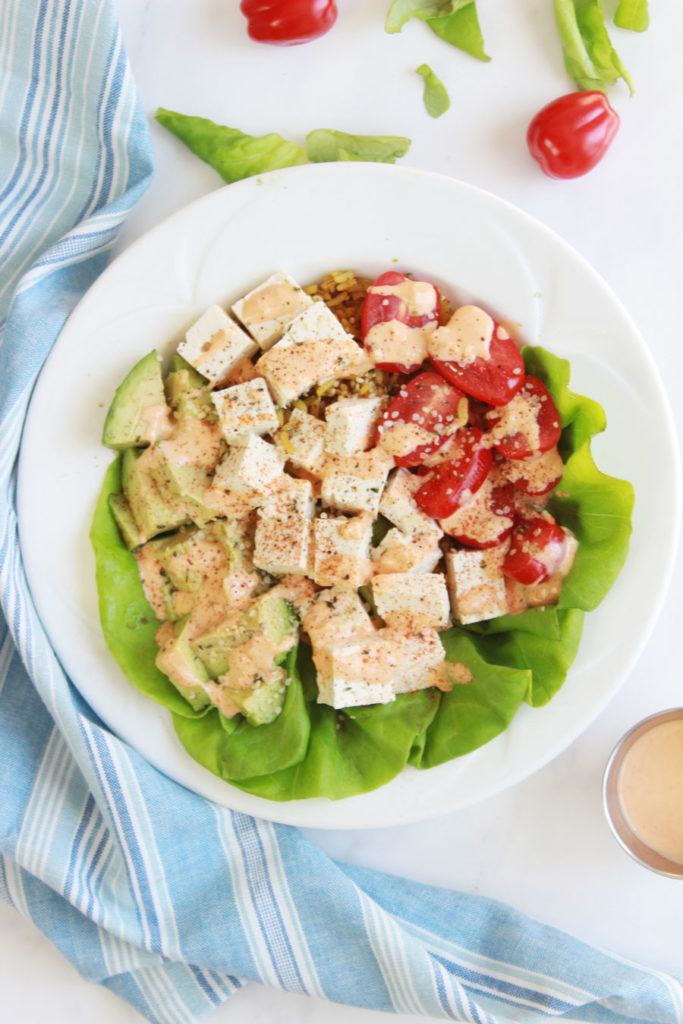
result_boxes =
[378,422,434,458]
[618,719,683,865]
[365,320,434,368]
[371,279,438,318]
[242,281,306,323]
[429,305,494,366]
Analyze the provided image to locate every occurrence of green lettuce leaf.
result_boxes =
[155,109,307,184]
[385,0,489,62]
[416,64,451,118]
[553,0,633,93]
[91,340,634,800]
[614,0,649,32]
[306,129,411,164]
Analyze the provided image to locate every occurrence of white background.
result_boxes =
[3,1,683,1021]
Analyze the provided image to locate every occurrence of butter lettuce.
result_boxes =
[416,64,451,118]
[91,344,634,801]
[385,1,490,62]
[155,110,411,184]
[553,0,633,93]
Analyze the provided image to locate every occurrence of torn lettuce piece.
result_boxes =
[155,108,307,184]
[416,63,451,117]
[553,0,633,93]
[386,0,489,62]
[614,0,649,32]
[306,129,411,164]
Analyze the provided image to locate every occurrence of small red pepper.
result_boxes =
[240,0,338,46]
[526,91,620,179]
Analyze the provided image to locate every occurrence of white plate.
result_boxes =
[17,162,680,829]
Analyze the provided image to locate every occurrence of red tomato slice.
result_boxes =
[431,326,525,406]
[376,372,468,467]
[444,476,515,549]
[503,513,568,585]
[487,376,562,460]
[414,428,491,519]
[362,270,440,373]
[501,445,564,495]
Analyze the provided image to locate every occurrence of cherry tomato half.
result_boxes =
[431,324,525,406]
[501,445,564,496]
[362,270,441,373]
[503,513,568,585]
[376,372,468,467]
[240,0,337,46]
[526,91,620,180]
[443,473,515,549]
[487,376,561,460]
[414,427,492,520]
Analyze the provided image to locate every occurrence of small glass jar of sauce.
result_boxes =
[603,709,683,878]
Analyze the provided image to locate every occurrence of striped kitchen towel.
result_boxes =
[1,2,682,1023]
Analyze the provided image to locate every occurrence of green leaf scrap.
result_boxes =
[416,63,451,117]
[614,0,649,32]
[386,0,490,62]
[306,129,411,164]
[553,0,633,93]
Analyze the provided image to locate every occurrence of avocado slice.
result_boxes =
[102,350,171,450]
[153,525,229,593]
[122,448,192,541]
[221,668,288,726]
[165,355,217,424]
[108,492,147,550]
[155,618,211,711]
[192,589,298,678]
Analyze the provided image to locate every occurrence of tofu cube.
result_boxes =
[303,588,375,650]
[379,468,443,540]
[261,473,315,519]
[445,545,509,625]
[315,634,399,709]
[372,573,451,631]
[231,271,313,351]
[256,303,372,406]
[211,377,279,444]
[321,449,393,516]
[213,434,284,499]
[178,305,257,385]
[253,511,311,576]
[370,528,442,575]
[275,408,326,476]
[312,514,373,588]
[387,628,446,695]
[324,397,385,456]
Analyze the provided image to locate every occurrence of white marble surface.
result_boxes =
[4,0,683,1020]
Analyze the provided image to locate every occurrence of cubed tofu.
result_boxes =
[439,471,514,546]
[261,473,315,519]
[379,468,443,540]
[315,634,399,709]
[324,397,384,456]
[275,408,326,475]
[370,528,442,575]
[372,573,451,631]
[231,271,313,351]
[303,587,375,649]
[253,511,312,576]
[213,434,284,499]
[178,304,257,385]
[202,485,255,520]
[321,449,393,516]
[312,514,373,588]
[256,303,372,406]
[387,628,446,695]
[445,545,509,625]
[211,377,279,444]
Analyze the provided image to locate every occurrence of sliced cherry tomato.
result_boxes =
[414,427,491,520]
[527,91,620,180]
[240,0,337,46]
[501,445,564,496]
[443,473,515,549]
[487,376,561,460]
[362,270,440,373]
[503,513,568,585]
[430,320,525,406]
[376,372,468,467]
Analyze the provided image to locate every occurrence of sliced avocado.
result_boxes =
[212,517,257,573]
[153,525,229,593]
[108,492,147,550]
[165,356,217,424]
[103,350,171,450]
[164,460,216,526]
[155,618,211,711]
[221,668,288,726]
[122,448,192,541]
[191,589,298,678]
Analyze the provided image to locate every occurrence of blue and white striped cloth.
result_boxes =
[1,3,682,1022]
